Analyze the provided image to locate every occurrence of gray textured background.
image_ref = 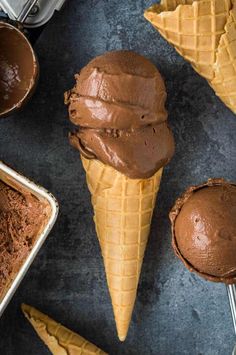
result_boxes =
[0,0,236,354]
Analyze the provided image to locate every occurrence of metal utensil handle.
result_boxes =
[227,285,236,336]
[17,0,38,23]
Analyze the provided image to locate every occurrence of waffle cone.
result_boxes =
[144,0,236,113]
[81,157,163,341]
[210,6,236,112]
[21,304,107,355]
[144,0,231,81]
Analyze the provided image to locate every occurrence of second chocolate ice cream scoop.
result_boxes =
[170,179,236,284]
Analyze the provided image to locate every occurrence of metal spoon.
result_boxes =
[227,285,236,355]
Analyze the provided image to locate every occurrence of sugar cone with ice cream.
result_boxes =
[21,304,107,354]
[144,0,236,114]
[65,51,175,341]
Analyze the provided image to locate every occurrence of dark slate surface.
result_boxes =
[0,1,236,354]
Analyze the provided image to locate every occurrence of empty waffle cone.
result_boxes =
[210,6,236,112]
[81,156,163,341]
[144,0,236,113]
[21,304,107,355]
[144,0,231,81]
[152,0,196,12]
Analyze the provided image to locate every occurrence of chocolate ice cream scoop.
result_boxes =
[170,179,236,284]
[0,22,38,118]
[65,50,175,179]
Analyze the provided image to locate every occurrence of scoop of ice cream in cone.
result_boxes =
[65,50,175,341]
[144,0,236,114]
[21,304,107,354]
[65,50,174,179]
[169,179,236,284]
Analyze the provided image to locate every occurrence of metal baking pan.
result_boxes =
[0,161,59,316]
[0,0,66,27]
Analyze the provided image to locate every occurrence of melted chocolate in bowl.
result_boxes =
[0,22,38,117]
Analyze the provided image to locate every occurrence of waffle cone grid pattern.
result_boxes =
[210,9,236,111]
[82,157,163,340]
[145,0,231,80]
[22,304,107,355]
